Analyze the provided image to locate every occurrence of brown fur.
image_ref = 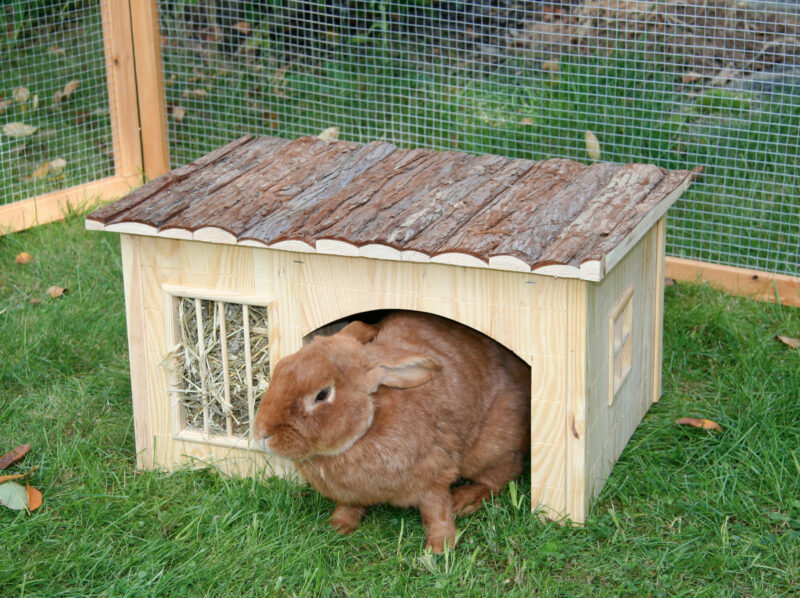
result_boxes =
[253,311,530,553]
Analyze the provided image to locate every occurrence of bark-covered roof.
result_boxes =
[87,135,697,281]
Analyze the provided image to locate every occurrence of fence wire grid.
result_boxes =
[157,0,800,277]
[0,1,113,208]
[3,2,798,277]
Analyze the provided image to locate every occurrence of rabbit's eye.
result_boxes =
[315,388,330,402]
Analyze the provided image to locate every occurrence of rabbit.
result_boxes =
[253,310,530,553]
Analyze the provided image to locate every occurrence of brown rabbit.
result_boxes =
[253,311,530,552]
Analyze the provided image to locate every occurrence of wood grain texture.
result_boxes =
[119,235,152,467]
[2,174,140,235]
[130,0,170,179]
[100,0,142,178]
[665,256,800,307]
[565,279,588,523]
[87,136,695,280]
[583,227,660,504]
[652,218,667,403]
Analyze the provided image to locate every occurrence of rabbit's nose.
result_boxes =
[258,435,273,452]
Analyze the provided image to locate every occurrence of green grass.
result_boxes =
[1,214,799,596]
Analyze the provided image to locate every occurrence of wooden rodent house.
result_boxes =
[87,135,697,523]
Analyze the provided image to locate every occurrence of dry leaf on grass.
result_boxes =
[181,88,207,99]
[675,417,722,431]
[0,481,29,510]
[172,106,187,122]
[0,480,42,512]
[541,60,560,72]
[15,252,33,264]
[317,126,340,142]
[46,286,67,298]
[0,99,12,113]
[3,122,37,138]
[0,466,38,484]
[232,21,252,35]
[13,86,30,103]
[23,158,67,181]
[27,483,43,511]
[63,79,80,97]
[776,335,800,349]
[585,130,601,161]
[0,444,30,469]
[53,80,80,105]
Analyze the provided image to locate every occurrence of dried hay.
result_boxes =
[169,297,270,437]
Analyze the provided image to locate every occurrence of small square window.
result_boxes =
[608,287,634,405]
[169,296,270,438]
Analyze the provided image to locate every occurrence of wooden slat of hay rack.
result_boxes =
[0,0,169,235]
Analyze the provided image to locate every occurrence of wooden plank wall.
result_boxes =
[583,226,661,508]
[123,235,580,516]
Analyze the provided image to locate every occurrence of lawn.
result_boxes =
[1,212,798,596]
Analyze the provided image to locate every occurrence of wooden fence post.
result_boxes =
[130,0,171,179]
[100,0,143,179]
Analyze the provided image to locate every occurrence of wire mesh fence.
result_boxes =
[155,0,799,277]
[3,2,797,277]
[0,1,113,207]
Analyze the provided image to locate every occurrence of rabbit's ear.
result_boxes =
[338,321,379,344]
[366,346,441,391]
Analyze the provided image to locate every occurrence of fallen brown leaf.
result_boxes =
[13,87,30,103]
[665,277,675,287]
[585,130,601,161]
[682,71,703,84]
[541,60,560,72]
[675,417,722,431]
[520,117,533,126]
[27,483,43,512]
[172,106,187,122]
[0,443,30,469]
[776,335,800,349]
[181,88,207,99]
[232,21,252,35]
[63,79,80,98]
[30,298,41,305]
[46,286,67,298]
[0,466,38,484]
[317,126,340,142]
[23,161,51,181]
[15,252,33,264]
[3,122,37,138]
[53,80,81,106]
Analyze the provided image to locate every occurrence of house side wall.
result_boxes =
[584,224,661,503]
[127,236,574,520]
[564,279,588,523]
